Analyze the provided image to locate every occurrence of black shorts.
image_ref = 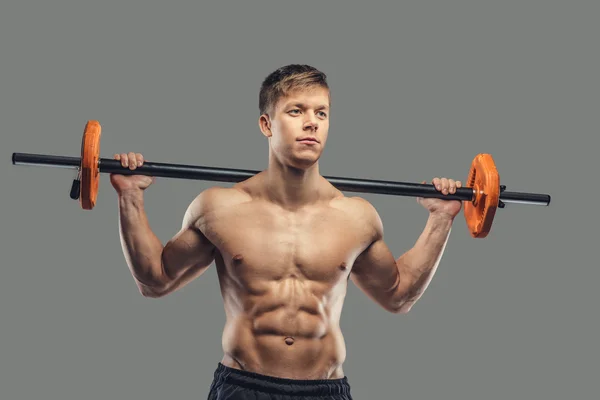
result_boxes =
[207,363,354,400]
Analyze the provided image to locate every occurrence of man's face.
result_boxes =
[260,86,330,170]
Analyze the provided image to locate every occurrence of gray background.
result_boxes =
[1,1,597,399]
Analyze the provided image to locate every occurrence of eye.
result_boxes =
[288,109,301,115]
[317,111,328,118]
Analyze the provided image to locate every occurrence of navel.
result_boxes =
[284,336,295,345]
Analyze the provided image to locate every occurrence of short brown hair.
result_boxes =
[259,64,329,116]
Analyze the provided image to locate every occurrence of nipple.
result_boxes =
[284,337,295,345]
[339,262,347,271]
[232,254,244,264]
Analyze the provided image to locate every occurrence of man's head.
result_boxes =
[258,64,331,170]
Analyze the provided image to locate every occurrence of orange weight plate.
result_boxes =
[80,120,101,210]
[464,154,500,238]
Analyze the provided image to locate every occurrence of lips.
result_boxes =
[297,137,318,143]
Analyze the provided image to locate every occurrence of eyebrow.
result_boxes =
[288,103,329,111]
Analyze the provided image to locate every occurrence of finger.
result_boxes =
[440,178,449,194]
[448,178,456,194]
[114,153,120,160]
[120,153,129,167]
[128,152,137,170]
[136,153,144,167]
[432,177,441,190]
[456,180,462,188]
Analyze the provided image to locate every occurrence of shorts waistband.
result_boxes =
[212,362,352,396]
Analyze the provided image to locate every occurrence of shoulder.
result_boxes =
[333,195,384,240]
[184,186,252,223]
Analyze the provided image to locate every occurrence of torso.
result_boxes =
[196,174,377,379]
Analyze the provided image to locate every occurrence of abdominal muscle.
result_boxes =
[218,274,348,380]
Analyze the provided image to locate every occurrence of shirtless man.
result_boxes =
[110,64,463,399]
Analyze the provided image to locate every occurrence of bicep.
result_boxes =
[351,238,400,299]
[349,198,406,311]
[162,225,215,281]
[161,192,217,282]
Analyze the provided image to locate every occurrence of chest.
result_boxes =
[200,202,373,283]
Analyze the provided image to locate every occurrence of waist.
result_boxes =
[211,362,352,396]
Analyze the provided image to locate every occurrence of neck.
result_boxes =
[264,153,324,210]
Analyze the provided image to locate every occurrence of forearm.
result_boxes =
[118,190,166,292]
[396,213,454,308]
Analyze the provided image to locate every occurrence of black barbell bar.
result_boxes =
[12,152,551,206]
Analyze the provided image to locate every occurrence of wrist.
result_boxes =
[428,211,456,223]
[118,189,145,207]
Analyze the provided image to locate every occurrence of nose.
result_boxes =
[303,115,318,131]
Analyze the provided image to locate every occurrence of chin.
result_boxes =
[288,157,320,170]
[272,147,322,169]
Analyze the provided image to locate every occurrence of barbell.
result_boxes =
[11,120,551,238]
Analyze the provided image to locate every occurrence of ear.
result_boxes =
[258,113,272,138]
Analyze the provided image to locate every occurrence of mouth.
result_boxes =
[297,137,319,144]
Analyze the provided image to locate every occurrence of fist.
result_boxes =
[109,152,155,194]
[417,177,463,218]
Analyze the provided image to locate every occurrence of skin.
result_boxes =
[110,86,463,380]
